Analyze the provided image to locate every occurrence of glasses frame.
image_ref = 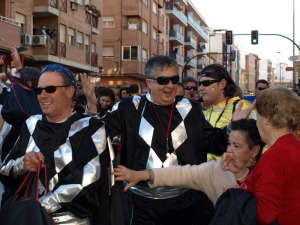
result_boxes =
[199,80,220,87]
[152,75,179,85]
[257,87,267,91]
[184,86,198,91]
[34,85,72,95]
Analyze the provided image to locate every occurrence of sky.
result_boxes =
[191,0,299,67]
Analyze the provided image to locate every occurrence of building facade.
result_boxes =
[0,0,102,84]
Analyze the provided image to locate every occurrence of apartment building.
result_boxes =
[100,0,210,89]
[0,0,102,83]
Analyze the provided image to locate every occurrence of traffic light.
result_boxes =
[225,30,233,45]
[251,30,259,44]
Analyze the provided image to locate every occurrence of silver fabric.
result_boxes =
[0,115,42,175]
[130,185,189,199]
[43,119,106,214]
[51,212,91,225]
[1,115,106,215]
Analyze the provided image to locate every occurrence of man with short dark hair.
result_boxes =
[181,77,198,99]
[255,79,269,96]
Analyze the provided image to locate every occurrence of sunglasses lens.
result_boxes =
[156,76,179,85]
[35,86,57,95]
[185,86,197,91]
[200,80,219,87]
[45,86,57,93]
[257,87,266,91]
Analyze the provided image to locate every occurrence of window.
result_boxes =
[142,49,148,62]
[76,31,83,49]
[59,24,66,43]
[152,27,157,40]
[128,18,139,30]
[91,43,96,53]
[122,46,140,60]
[103,47,114,58]
[142,0,148,6]
[68,28,75,46]
[76,0,83,5]
[152,1,157,14]
[85,35,90,51]
[142,20,148,34]
[15,13,26,34]
[103,17,115,28]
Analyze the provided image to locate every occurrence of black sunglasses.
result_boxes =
[34,85,72,95]
[185,86,197,91]
[199,80,220,87]
[153,75,179,85]
[257,87,267,91]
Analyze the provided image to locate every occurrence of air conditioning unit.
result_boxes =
[31,35,47,46]
[71,2,78,11]
[20,34,32,46]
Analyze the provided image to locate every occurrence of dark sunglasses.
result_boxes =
[257,87,267,91]
[34,85,72,95]
[153,75,179,85]
[199,80,220,87]
[185,86,197,91]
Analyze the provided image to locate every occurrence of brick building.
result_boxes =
[0,0,102,84]
[100,0,210,89]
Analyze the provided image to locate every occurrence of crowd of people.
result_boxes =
[0,49,300,225]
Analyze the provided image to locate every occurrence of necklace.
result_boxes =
[152,102,175,157]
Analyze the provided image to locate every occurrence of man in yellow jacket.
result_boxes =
[199,64,252,160]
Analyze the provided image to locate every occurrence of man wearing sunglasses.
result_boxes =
[0,64,111,225]
[182,77,198,99]
[199,64,252,161]
[255,79,269,97]
[82,55,235,225]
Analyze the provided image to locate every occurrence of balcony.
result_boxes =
[187,14,209,42]
[184,57,197,68]
[169,30,184,45]
[184,36,197,49]
[165,3,187,26]
[32,0,60,17]
[122,0,142,17]
[170,53,184,66]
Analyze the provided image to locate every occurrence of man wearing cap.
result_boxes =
[81,55,238,225]
[0,64,111,225]
[199,64,251,160]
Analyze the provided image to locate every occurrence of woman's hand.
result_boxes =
[222,152,249,181]
[23,151,45,172]
[79,73,97,113]
[113,165,151,192]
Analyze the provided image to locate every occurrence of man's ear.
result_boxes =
[218,79,227,90]
[146,79,152,90]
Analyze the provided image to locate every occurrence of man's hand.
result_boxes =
[23,151,45,172]
[79,73,97,113]
[11,46,23,69]
[232,100,255,121]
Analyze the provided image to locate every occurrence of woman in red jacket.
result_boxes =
[224,86,300,225]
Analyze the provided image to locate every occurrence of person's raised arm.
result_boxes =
[79,73,97,113]
[232,100,255,121]
[10,46,23,69]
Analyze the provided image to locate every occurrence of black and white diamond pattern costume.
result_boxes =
[0,113,110,219]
